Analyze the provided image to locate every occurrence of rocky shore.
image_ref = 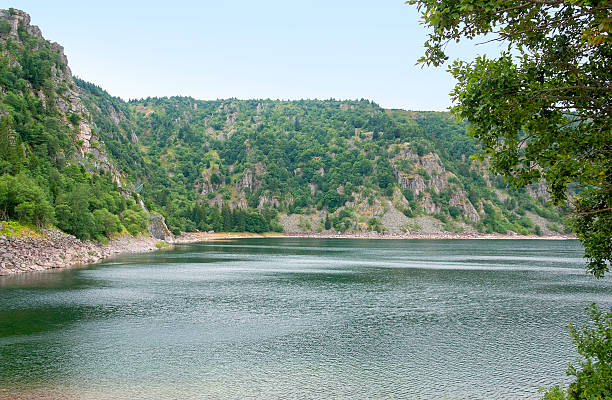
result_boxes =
[0,228,161,276]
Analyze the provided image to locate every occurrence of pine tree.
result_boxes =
[221,202,232,232]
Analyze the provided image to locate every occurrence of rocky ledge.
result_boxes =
[0,228,162,276]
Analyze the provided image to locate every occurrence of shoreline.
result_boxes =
[284,232,577,240]
[0,228,161,276]
[175,231,576,243]
[0,229,577,277]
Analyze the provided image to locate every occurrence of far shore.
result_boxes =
[0,229,577,277]
[175,231,577,243]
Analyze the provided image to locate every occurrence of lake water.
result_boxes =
[1,238,610,399]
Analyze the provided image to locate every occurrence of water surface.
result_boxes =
[1,238,610,399]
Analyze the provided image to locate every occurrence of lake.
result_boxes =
[1,238,610,399]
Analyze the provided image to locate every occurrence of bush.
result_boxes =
[93,208,121,238]
[54,185,96,240]
[541,304,612,399]
[449,206,462,219]
[68,112,80,126]
[122,207,149,236]
[245,211,267,233]
[0,20,11,35]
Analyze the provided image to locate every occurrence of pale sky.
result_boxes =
[10,1,500,111]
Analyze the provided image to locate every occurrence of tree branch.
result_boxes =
[575,207,612,216]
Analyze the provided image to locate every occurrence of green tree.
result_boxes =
[409,0,611,278]
[0,115,21,174]
[0,173,54,227]
[122,207,148,237]
[55,184,95,240]
[245,211,267,233]
[232,208,246,232]
[221,202,232,232]
[93,208,122,238]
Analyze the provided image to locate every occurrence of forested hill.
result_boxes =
[0,9,567,238]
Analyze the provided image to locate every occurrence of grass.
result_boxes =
[0,220,45,239]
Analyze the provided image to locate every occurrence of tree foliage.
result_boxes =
[0,173,53,227]
[0,14,149,241]
[409,0,611,277]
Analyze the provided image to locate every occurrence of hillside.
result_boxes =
[0,9,568,238]
[0,9,152,240]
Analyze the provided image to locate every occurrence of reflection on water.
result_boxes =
[0,239,610,399]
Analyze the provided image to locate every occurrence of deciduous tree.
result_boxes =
[409,0,611,277]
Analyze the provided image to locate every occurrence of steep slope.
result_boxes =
[0,9,152,240]
[80,92,566,236]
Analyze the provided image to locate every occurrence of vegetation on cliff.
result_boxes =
[0,8,567,239]
[0,8,149,241]
[77,85,567,236]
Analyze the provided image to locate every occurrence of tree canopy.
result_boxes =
[409,0,611,277]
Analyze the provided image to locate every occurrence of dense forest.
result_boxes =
[0,8,567,239]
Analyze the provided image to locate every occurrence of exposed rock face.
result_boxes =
[258,194,280,209]
[420,153,448,190]
[396,172,426,196]
[196,178,217,196]
[237,166,264,194]
[449,190,480,222]
[149,213,174,243]
[390,143,478,221]
[421,193,441,214]
[391,145,448,196]
[107,104,126,125]
[196,166,222,196]
[1,9,42,42]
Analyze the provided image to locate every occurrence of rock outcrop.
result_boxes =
[149,212,174,243]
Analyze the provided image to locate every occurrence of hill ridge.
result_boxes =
[0,9,567,238]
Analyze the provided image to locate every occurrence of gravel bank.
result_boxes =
[0,228,161,276]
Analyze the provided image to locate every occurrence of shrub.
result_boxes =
[93,208,121,238]
[0,20,11,35]
[541,304,612,399]
[122,208,149,236]
[449,206,462,219]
